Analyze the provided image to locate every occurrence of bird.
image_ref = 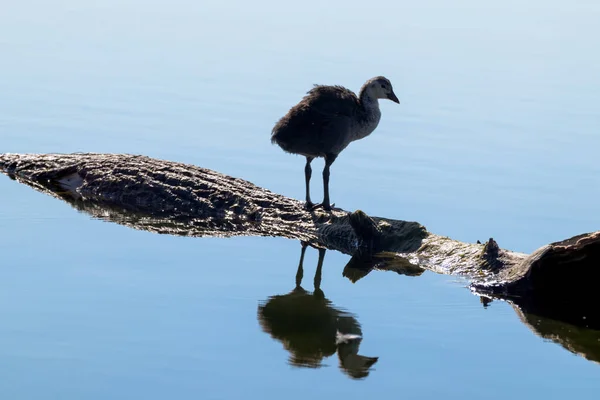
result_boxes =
[271,76,399,211]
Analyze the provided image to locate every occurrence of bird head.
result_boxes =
[365,76,399,104]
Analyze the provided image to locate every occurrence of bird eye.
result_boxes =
[380,84,386,89]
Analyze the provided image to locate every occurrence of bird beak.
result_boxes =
[388,90,400,104]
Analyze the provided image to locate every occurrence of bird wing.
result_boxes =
[271,85,361,156]
[304,85,360,118]
[305,86,359,152]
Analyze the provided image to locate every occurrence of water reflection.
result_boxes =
[5,170,600,370]
[342,251,425,283]
[508,295,600,365]
[516,309,600,365]
[257,243,378,379]
[474,288,600,364]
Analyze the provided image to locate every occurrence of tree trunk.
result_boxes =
[1,152,598,303]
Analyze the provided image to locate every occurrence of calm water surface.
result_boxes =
[1,0,600,398]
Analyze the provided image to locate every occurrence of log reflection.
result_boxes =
[508,295,600,365]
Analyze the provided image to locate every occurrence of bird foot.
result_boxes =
[310,202,335,212]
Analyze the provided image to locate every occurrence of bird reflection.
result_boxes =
[257,243,378,379]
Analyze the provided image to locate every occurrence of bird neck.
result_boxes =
[359,89,381,114]
[354,92,381,141]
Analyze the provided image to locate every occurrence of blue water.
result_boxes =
[1,0,600,398]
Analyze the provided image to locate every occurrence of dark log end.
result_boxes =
[349,210,381,242]
[519,231,600,296]
[347,210,428,255]
[475,231,600,301]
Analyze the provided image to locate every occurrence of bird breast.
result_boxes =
[350,107,381,142]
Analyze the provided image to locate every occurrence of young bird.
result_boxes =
[271,76,399,210]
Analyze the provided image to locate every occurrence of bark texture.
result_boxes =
[1,152,598,298]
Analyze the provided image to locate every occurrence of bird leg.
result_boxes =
[304,157,314,209]
[313,247,326,291]
[295,242,308,288]
[320,153,338,211]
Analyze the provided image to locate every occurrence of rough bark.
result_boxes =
[1,152,598,298]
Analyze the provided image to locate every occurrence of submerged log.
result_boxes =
[1,152,599,301]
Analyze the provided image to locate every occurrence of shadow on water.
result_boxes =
[257,243,378,379]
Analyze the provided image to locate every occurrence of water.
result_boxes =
[1,0,600,398]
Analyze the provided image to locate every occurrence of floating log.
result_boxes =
[1,152,598,300]
[2,152,600,365]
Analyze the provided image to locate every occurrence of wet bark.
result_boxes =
[1,152,599,300]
